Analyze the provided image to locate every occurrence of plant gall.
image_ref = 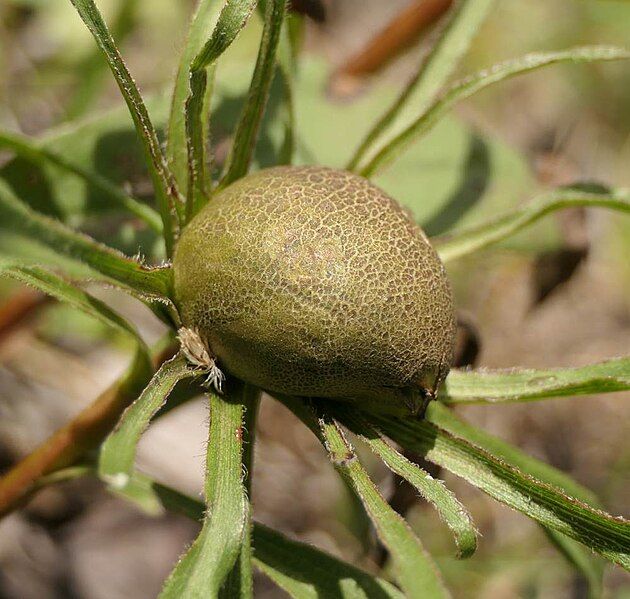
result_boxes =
[173,166,456,413]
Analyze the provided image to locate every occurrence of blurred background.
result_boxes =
[0,0,629,597]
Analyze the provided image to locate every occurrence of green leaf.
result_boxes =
[184,67,214,219]
[0,259,149,358]
[284,398,449,599]
[252,523,404,599]
[184,0,258,221]
[68,0,183,254]
[167,0,224,194]
[424,401,608,593]
[222,0,287,185]
[0,179,172,298]
[109,472,405,599]
[65,0,140,120]
[0,96,169,258]
[292,61,544,251]
[98,353,196,483]
[274,14,298,166]
[336,408,478,559]
[347,0,494,172]
[369,402,606,593]
[160,531,206,599]
[160,385,249,598]
[426,402,598,505]
[433,395,608,588]
[359,46,630,177]
[0,130,162,233]
[442,357,630,404]
[209,58,301,173]
[435,185,630,262]
[370,406,630,569]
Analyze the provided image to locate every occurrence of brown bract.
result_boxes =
[173,166,455,413]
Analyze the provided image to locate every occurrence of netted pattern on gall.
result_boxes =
[174,166,456,411]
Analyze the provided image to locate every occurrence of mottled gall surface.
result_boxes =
[174,166,456,412]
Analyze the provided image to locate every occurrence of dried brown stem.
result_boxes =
[0,341,177,518]
[336,0,453,79]
[0,289,50,345]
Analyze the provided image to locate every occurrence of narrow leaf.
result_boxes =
[348,0,493,172]
[68,0,183,254]
[167,0,225,194]
[184,0,258,220]
[360,46,630,177]
[0,179,172,298]
[349,401,605,590]
[337,408,478,559]
[184,68,214,220]
[442,357,630,404]
[98,353,197,483]
[424,400,605,595]
[0,130,162,232]
[284,398,449,599]
[370,407,630,569]
[222,0,287,185]
[188,0,260,93]
[66,0,140,120]
[109,472,404,599]
[275,13,298,165]
[0,259,149,358]
[425,402,598,505]
[435,186,630,263]
[160,386,249,597]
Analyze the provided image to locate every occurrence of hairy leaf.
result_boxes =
[425,403,599,505]
[167,0,225,194]
[348,0,493,171]
[436,186,630,262]
[426,405,606,593]
[360,46,630,177]
[371,407,630,569]
[109,472,404,599]
[0,260,149,358]
[222,0,287,185]
[68,0,183,253]
[337,408,478,559]
[220,383,260,599]
[285,399,449,599]
[0,179,172,297]
[274,12,298,166]
[65,0,140,120]
[442,356,630,404]
[184,0,258,220]
[0,130,162,232]
[98,354,197,483]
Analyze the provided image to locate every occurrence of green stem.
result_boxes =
[220,384,261,599]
